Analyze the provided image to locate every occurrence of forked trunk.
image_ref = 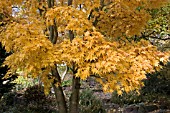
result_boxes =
[52,69,68,113]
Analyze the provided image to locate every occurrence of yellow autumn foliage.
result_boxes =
[0,0,169,94]
[54,31,169,93]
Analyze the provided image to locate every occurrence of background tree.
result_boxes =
[0,0,170,113]
[0,42,16,99]
[141,3,170,51]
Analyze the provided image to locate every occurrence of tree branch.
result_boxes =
[150,35,170,41]
[68,0,73,6]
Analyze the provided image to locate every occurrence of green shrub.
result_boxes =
[24,85,46,106]
[142,72,170,95]
[1,92,17,106]
[79,89,105,113]
[111,91,142,106]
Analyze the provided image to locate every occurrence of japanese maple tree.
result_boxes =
[0,0,169,113]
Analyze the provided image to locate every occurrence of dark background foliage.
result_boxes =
[0,43,17,99]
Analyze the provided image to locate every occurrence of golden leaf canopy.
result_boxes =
[46,6,94,35]
[0,0,169,94]
[54,31,169,93]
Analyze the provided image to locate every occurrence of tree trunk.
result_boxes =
[47,0,67,112]
[69,76,80,113]
[68,0,73,6]
[47,0,58,44]
[52,84,67,113]
[52,68,68,113]
[67,0,81,110]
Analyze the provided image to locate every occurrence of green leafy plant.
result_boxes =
[24,85,46,106]
[142,72,170,95]
[111,91,142,106]
[14,75,39,91]
[62,80,72,87]
[79,89,105,113]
